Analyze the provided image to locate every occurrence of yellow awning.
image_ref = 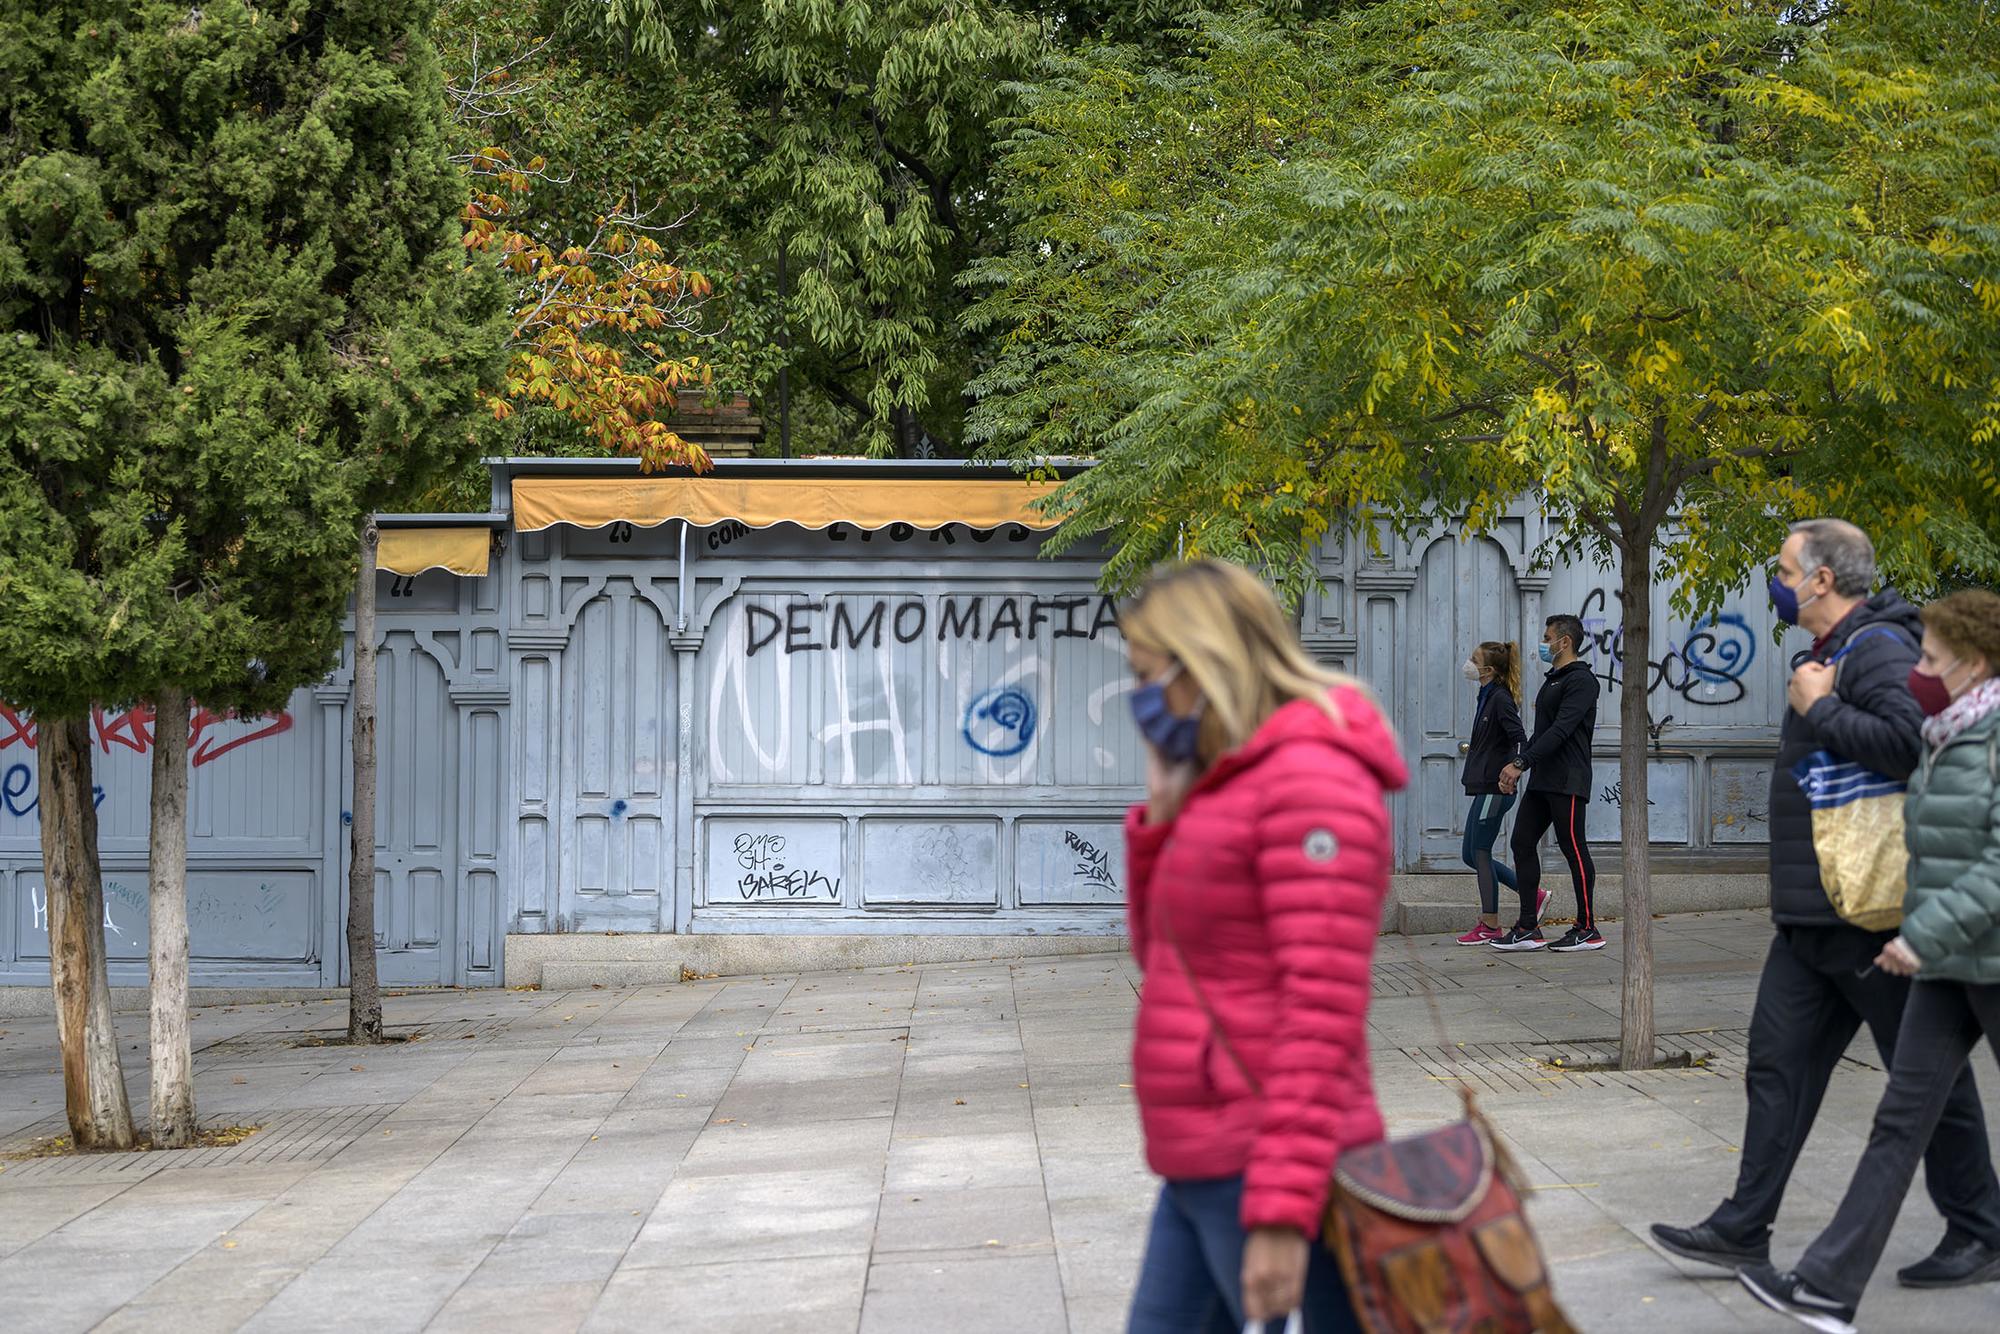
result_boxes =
[377,527,491,577]
[511,475,1063,534]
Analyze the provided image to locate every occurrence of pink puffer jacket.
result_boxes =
[1125,688,1408,1235]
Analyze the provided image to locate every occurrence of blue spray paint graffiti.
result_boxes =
[1578,590,1757,707]
[1682,611,1756,684]
[963,688,1037,757]
[2,763,107,818]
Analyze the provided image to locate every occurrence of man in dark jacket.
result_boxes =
[1652,519,2000,1288]
[1491,613,1603,952]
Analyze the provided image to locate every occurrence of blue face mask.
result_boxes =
[1537,642,1555,665]
[1130,665,1204,762]
[1768,567,1823,626]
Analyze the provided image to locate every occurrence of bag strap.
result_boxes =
[1825,624,1915,676]
[1158,901,1473,1113]
[1158,906,1265,1098]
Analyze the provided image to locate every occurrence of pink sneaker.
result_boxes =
[1455,923,1502,946]
[1535,889,1552,924]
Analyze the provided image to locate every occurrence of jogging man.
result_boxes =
[1491,612,1602,953]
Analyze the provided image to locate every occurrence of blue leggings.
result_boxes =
[1461,792,1517,916]
[1128,1177,1361,1334]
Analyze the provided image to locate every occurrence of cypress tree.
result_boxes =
[0,0,506,1146]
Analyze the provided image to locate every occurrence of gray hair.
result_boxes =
[1789,519,1876,597]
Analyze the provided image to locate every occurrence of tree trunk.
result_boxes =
[40,717,135,1149]
[1617,541,1658,1070]
[147,687,195,1147]
[347,524,383,1044]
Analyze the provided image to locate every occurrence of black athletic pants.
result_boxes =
[1706,924,2000,1253]
[1796,978,2000,1303]
[1508,789,1595,931]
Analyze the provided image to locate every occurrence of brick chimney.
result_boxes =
[664,394,764,458]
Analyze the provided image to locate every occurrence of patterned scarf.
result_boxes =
[1922,674,2000,751]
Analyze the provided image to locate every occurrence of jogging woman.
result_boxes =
[1121,560,1402,1333]
[1457,641,1535,945]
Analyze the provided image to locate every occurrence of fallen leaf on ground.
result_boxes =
[350,1065,365,1072]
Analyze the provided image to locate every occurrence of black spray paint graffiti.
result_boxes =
[732,832,841,901]
[1577,588,1759,736]
[743,594,1120,659]
[1598,781,1656,810]
[1064,830,1119,892]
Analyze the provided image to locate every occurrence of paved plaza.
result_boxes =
[2,910,1996,1332]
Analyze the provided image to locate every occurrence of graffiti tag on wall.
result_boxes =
[1,702,294,821]
[1064,830,1119,892]
[0,702,294,766]
[1577,589,1758,708]
[707,591,1134,787]
[732,832,841,902]
[740,594,1120,658]
[963,687,1037,757]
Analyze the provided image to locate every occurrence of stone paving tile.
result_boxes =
[587,1254,868,1334]
[625,1166,884,1267]
[860,1249,1069,1334]
[426,1278,602,1334]
[873,1184,1054,1253]
[6,910,2000,1331]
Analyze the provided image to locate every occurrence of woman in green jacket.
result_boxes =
[1741,588,2000,1332]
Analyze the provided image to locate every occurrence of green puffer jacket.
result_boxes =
[1899,709,2000,985]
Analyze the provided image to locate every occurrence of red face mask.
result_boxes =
[1907,664,1957,717]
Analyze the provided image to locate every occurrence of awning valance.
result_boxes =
[510,475,1063,534]
[377,527,491,577]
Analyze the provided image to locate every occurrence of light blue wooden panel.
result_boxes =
[703,818,845,906]
[1016,821,1126,906]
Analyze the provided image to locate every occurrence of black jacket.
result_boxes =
[1515,661,1600,797]
[1769,591,1925,927]
[1463,684,1528,794]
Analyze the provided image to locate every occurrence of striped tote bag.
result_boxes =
[1792,750,1909,931]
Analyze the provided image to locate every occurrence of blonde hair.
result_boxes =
[1120,560,1368,765]
[1477,640,1521,702]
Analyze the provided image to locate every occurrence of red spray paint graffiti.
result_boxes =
[0,703,293,768]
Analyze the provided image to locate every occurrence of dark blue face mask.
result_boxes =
[1768,566,1823,626]
[1130,664,1203,762]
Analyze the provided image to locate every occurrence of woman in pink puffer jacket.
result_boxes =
[1121,561,1407,1333]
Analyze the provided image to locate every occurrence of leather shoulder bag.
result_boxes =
[1161,921,1575,1334]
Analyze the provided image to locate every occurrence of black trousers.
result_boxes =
[1796,979,2000,1304]
[1707,924,2000,1251]
[1508,789,1595,930]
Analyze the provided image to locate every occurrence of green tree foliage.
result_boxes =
[972,0,2000,1066]
[0,0,506,1137]
[973,1,2000,604]
[555,0,1041,456]
[425,0,752,504]
[2,0,506,715]
[426,1,1342,465]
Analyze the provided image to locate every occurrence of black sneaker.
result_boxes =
[1489,924,1545,951]
[1897,1235,2000,1288]
[1548,926,1606,952]
[1649,1221,1769,1272]
[1737,1263,1857,1334]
